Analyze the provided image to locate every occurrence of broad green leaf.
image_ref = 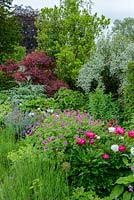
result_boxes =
[109,185,124,200]
[123,191,131,200]
[115,175,134,185]
[122,157,129,166]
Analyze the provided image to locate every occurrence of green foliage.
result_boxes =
[0,0,12,8]
[108,174,134,200]
[124,62,134,127]
[109,185,124,200]
[0,2,21,64]
[28,110,133,198]
[3,83,46,104]
[1,145,69,200]
[55,45,83,86]
[0,92,8,104]
[70,187,102,200]
[0,71,16,91]
[129,113,134,130]
[35,0,109,87]
[54,88,85,111]
[0,45,26,64]
[20,97,58,112]
[77,34,134,95]
[0,125,20,182]
[0,101,11,127]
[112,17,134,42]
[6,106,38,139]
[85,88,119,120]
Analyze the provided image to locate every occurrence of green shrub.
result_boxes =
[124,62,134,128]
[54,88,85,111]
[129,113,134,130]
[26,110,133,198]
[3,83,46,105]
[70,187,102,200]
[0,45,26,64]
[0,92,8,104]
[108,174,134,200]
[85,88,119,120]
[20,97,58,112]
[77,34,134,96]
[0,102,12,127]
[0,71,16,91]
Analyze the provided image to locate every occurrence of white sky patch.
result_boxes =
[13,0,134,21]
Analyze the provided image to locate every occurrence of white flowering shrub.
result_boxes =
[77,34,134,95]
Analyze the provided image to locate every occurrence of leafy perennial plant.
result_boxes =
[23,109,134,198]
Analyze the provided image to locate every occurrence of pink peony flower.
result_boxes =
[76,138,86,145]
[102,153,109,160]
[85,131,96,139]
[114,126,125,135]
[118,145,126,152]
[128,130,134,138]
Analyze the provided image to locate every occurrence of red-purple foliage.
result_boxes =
[46,80,69,97]
[0,60,19,75]
[20,51,54,69]
[0,51,69,96]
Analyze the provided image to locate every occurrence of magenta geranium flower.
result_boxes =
[118,145,126,152]
[76,138,86,145]
[85,131,96,139]
[128,130,134,138]
[88,139,94,144]
[114,126,125,135]
[42,140,47,145]
[102,153,109,160]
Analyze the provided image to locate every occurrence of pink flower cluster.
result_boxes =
[114,126,134,139]
[102,145,126,160]
[76,138,86,145]
[76,131,97,145]
[114,126,125,135]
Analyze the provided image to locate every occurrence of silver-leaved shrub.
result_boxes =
[77,34,134,95]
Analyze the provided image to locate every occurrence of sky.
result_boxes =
[13,0,134,22]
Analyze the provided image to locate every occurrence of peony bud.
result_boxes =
[128,130,134,138]
[102,153,109,160]
[118,145,126,152]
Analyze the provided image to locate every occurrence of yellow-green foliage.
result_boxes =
[7,144,36,163]
[0,102,11,125]
[35,0,109,87]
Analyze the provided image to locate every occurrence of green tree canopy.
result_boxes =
[112,17,134,42]
[35,0,109,87]
[0,0,12,8]
[0,0,21,63]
